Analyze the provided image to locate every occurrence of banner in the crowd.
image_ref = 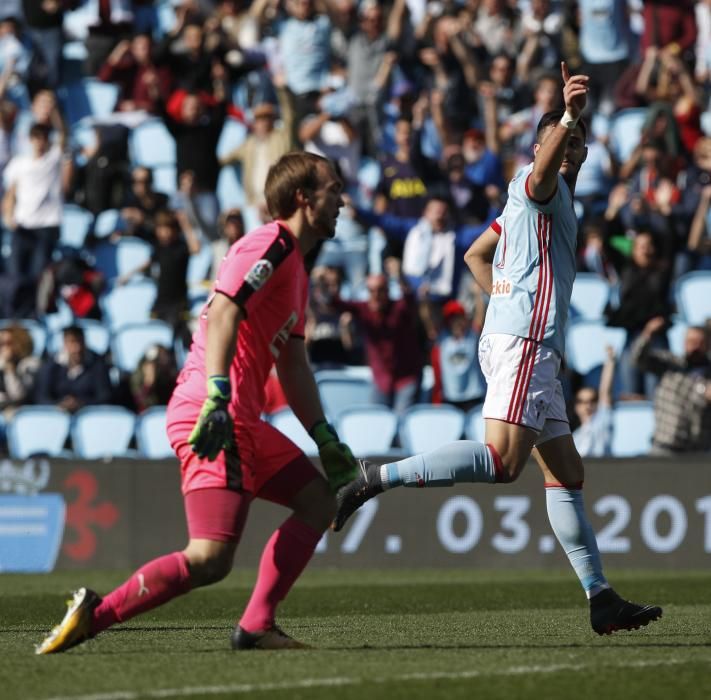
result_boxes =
[0,456,709,571]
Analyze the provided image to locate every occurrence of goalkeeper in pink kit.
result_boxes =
[37,153,358,653]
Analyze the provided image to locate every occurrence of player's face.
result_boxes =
[538,124,588,179]
[306,165,344,239]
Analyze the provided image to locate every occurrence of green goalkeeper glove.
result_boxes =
[309,420,359,491]
[188,375,234,460]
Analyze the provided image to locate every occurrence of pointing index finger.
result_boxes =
[561,61,570,84]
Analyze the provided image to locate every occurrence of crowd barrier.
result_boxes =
[0,455,709,571]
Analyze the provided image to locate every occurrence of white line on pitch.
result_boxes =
[37,657,696,700]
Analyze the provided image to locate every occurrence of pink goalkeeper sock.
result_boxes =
[92,552,192,635]
[239,516,321,633]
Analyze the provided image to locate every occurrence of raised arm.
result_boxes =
[598,346,617,407]
[463,224,499,295]
[528,62,588,203]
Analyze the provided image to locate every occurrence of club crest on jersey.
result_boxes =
[244,259,273,290]
[491,278,512,297]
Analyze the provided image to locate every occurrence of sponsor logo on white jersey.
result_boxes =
[491,278,512,297]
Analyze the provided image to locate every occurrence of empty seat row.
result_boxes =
[6,405,172,460]
[6,399,659,463]
[267,401,658,459]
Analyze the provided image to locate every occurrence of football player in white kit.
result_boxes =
[334,63,662,636]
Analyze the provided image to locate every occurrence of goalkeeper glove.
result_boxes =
[188,375,234,460]
[310,420,359,491]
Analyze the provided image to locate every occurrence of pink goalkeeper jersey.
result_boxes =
[175,221,308,424]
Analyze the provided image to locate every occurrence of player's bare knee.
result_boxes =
[188,552,233,586]
[184,542,234,586]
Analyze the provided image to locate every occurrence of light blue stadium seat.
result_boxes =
[399,404,465,454]
[71,405,136,459]
[59,80,119,124]
[608,108,648,163]
[153,164,177,195]
[566,321,627,375]
[216,119,247,160]
[187,244,214,286]
[464,405,485,442]
[94,209,121,238]
[0,319,47,356]
[84,80,120,118]
[610,401,655,457]
[135,406,173,459]
[47,319,110,356]
[267,408,318,457]
[93,238,153,281]
[130,119,176,167]
[570,273,611,321]
[667,322,687,357]
[60,204,94,248]
[100,280,157,330]
[7,406,72,459]
[62,41,88,62]
[335,405,399,455]
[111,321,174,372]
[315,370,374,420]
[217,166,246,209]
[674,271,711,325]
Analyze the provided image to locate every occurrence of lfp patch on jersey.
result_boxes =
[491,278,512,297]
[244,259,273,290]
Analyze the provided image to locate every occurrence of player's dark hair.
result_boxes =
[536,110,587,142]
[265,152,331,219]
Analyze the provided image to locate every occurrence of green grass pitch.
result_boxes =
[1,568,710,700]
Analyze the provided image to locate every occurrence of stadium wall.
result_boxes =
[0,456,710,571]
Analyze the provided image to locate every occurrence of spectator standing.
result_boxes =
[632,316,711,455]
[346,0,407,155]
[119,209,201,337]
[21,0,71,90]
[35,325,112,412]
[97,34,172,114]
[577,0,634,114]
[84,0,134,76]
[607,231,672,398]
[2,122,72,316]
[375,116,428,219]
[572,347,616,458]
[162,80,228,231]
[279,0,333,128]
[334,273,424,415]
[219,81,295,217]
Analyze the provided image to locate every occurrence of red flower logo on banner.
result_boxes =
[62,470,119,561]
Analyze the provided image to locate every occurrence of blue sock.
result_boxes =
[382,441,497,488]
[545,486,609,599]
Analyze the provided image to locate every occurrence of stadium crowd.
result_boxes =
[0,0,710,457]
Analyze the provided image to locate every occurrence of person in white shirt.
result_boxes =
[2,122,73,314]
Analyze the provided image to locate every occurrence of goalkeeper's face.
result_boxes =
[306,164,345,240]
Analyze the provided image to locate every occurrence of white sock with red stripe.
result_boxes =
[545,484,609,599]
[380,441,497,489]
